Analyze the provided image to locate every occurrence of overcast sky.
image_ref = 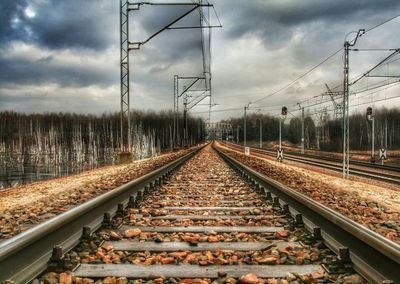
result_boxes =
[1,0,400,122]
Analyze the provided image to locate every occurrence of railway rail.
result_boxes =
[224,142,400,185]
[0,144,398,283]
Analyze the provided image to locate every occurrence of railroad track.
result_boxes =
[224,142,400,185]
[287,151,400,173]
[0,144,398,283]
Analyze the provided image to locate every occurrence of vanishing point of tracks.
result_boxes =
[0,144,398,283]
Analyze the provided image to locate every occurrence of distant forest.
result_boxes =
[226,107,400,151]
[0,110,205,164]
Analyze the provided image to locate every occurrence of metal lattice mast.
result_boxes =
[342,41,350,178]
[120,0,130,152]
[342,29,364,178]
[324,83,342,119]
[119,1,218,152]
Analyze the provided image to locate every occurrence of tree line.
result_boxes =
[224,107,400,151]
[0,110,205,166]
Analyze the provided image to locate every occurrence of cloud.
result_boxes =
[216,0,400,49]
[1,0,400,121]
[0,0,118,50]
[0,83,120,114]
[0,42,118,88]
[0,0,28,45]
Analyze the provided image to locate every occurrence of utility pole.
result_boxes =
[119,0,134,154]
[279,119,282,150]
[343,40,350,178]
[243,104,248,147]
[342,29,365,178]
[174,75,206,147]
[183,91,188,147]
[372,113,375,163]
[384,118,388,165]
[385,118,388,148]
[173,75,179,148]
[197,119,201,143]
[259,119,262,148]
[301,107,304,153]
[297,103,304,154]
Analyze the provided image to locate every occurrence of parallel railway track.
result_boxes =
[0,144,398,283]
[223,142,400,185]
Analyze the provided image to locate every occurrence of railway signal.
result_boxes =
[366,107,375,163]
[278,106,287,162]
[281,106,288,116]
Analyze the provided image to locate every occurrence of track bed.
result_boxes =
[31,145,365,284]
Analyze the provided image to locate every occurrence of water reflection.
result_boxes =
[0,151,117,189]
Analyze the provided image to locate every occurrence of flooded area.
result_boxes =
[0,152,116,189]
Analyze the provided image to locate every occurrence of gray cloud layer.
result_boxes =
[1,0,400,119]
[0,0,117,50]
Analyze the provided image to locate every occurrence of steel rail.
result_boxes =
[0,147,202,284]
[294,152,400,172]
[214,145,400,284]
[255,148,400,183]
[226,141,400,172]
[261,149,400,184]
[271,148,400,172]
[224,142,400,185]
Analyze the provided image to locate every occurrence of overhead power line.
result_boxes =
[249,13,400,105]
[365,14,400,32]
[251,48,343,105]
[202,13,400,119]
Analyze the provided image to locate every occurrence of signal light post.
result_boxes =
[366,107,375,163]
[257,117,262,148]
[243,103,251,147]
[278,106,287,162]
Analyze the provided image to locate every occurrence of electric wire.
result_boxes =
[249,14,400,104]
[204,13,400,118]
[251,48,343,105]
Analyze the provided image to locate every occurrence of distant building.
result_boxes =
[205,122,233,140]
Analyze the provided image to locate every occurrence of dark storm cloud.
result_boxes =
[0,0,206,88]
[139,29,203,65]
[1,0,399,116]
[0,0,206,53]
[0,0,117,50]
[0,54,115,88]
[0,0,28,45]
[218,0,400,47]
